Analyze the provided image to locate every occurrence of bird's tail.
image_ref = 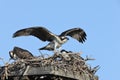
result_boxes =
[39,46,54,51]
[39,47,46,50]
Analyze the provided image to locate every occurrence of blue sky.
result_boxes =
[0,0,120,80]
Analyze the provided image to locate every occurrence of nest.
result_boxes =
[0,52,99,80]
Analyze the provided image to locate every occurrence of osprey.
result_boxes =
[9,46,34,60]
[13,26,87,52]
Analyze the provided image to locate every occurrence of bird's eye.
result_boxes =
[60,36,65,40]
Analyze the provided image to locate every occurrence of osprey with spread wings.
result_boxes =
[13,27,87,51]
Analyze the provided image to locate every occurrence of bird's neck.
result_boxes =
[55,38,67,44]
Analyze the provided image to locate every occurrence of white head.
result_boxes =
[9,51,18,60]
[60,36,69,43]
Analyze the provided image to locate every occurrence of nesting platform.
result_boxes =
[0,52,99,80]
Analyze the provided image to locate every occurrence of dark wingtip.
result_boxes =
[12,32,20,38]
[38,48,41,50]
[12,35,16,38]
[12,35,17,38]
[39,47,44,50]
[12,32,17,38]
[82,32,87,43]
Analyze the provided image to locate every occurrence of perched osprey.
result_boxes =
[13,27,87,51]
[9,46,34,60]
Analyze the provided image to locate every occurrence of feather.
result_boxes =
[13,27,55,42]
[9,46,34,60]
[59,28,87,43]
[13,27,87,51]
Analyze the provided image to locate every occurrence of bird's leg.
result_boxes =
[53,41,57,53]
[58,47,62,54]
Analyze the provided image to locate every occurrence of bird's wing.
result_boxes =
[59,28,87,43]
[13,46,34,59]
[13,27,56,42]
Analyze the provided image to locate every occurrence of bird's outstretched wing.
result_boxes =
[59,28,87,43]
[13,27,56,42]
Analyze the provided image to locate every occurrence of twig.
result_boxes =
[84,55,95,61]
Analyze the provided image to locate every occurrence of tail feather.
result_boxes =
[39,46,54,51]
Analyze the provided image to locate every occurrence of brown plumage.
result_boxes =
[9,46,34,60]
[13,27,87,51]
[59,28,87,43]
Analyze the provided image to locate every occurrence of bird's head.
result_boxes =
[9,51,14,58]
[60,36,69,43]
[9,51,17,60]
[60,36,69,40]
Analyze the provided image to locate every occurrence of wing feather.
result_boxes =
[60,28,87,43]
[13,46,34,59]
[13,27,55,42]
